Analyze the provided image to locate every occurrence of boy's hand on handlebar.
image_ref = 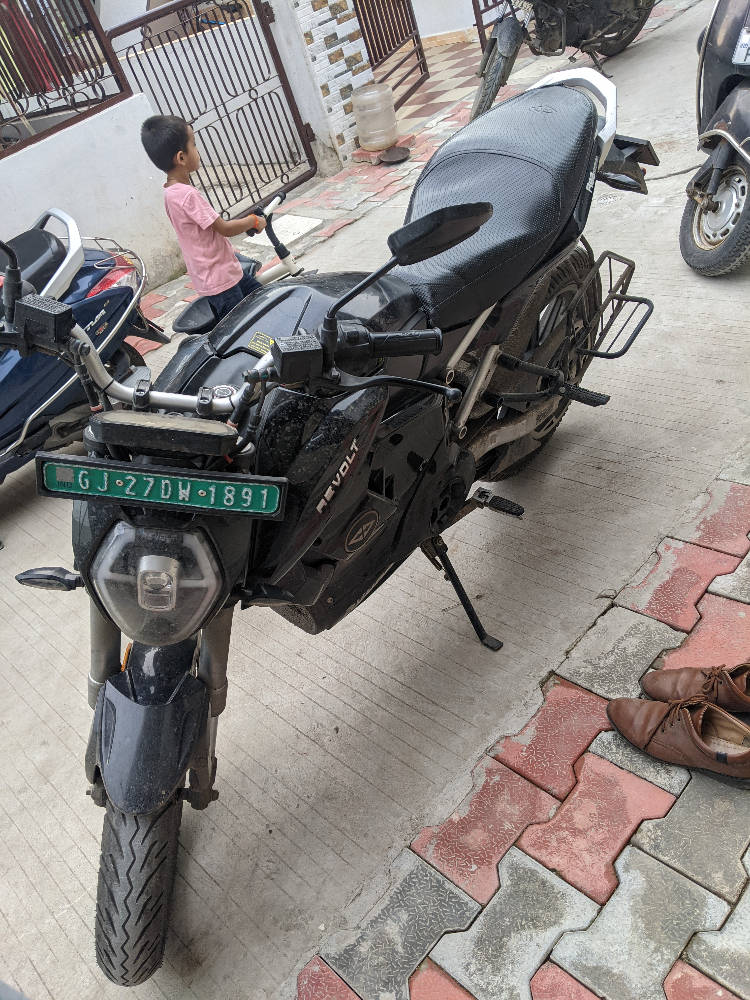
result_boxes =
[248,214,267,234]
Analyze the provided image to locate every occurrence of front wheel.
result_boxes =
[597,1,655,56]
[95,797,182,986]
[679,165,750,276]
[470,44,515,121]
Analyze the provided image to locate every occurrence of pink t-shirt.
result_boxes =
[164,183,242,296]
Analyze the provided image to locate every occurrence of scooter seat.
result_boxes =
[172,297,217,336]
[0,228,66,293]
[172,258,261,336]
[396,85,599,328]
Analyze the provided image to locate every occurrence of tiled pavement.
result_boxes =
[294,457,750,1000]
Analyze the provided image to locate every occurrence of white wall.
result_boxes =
[97,0,146,31]
[0,93,182,288]
[411,0,475,39]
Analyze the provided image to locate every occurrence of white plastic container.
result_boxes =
[352,82,399,152]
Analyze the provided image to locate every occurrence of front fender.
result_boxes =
[85,639,207,814]
[492,14,524,58]
[702,80,750,151]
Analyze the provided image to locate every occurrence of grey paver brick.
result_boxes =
[321,850,480,1000]
[633,772,750,902]
[709,552,750,605]
[556,608,684,699]
[429,847,599,1000]
[688,847,750,1000]
[720,444,750,487]
[552,846,729,1000]
[588,730,690,796]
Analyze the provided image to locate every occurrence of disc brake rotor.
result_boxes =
[694,168,748,248]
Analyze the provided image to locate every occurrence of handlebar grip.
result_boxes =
[369,329,443,357]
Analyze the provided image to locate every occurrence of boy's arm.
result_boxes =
[211,214,266,237]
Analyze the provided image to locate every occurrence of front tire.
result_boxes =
[470,44,514,121]
[679,165,750,276]
[95,797,182,986]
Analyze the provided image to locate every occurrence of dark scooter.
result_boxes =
[6,69,656,986]
[0,209,167,485]
[471,0,656,120]
[680,0,750,275]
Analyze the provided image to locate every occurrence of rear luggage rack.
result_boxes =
[573,251,653,360]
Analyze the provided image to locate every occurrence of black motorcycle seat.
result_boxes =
[0,228,66,293]
[396,85,599,328]
[172,258,261,336]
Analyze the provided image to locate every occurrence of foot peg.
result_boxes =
[422,535,503,651]
[557,383,610,407]
[496,353,610,408]
[472,487,524,518]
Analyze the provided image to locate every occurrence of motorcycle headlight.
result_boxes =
[90,522,223,645]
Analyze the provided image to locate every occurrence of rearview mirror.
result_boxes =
[388,202,493,266]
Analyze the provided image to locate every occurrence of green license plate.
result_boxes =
[38,457,285,517]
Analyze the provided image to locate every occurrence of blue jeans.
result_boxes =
[207,256,262,321]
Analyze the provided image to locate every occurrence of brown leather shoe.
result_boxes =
[607,696,750,781]
[640,663,750,713]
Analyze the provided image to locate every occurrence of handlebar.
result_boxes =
[369,329,443,357]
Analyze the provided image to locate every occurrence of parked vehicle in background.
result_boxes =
[680,0,750,275]
[5,69,657,986]
[471,0,656,120]
[0,209,167,485]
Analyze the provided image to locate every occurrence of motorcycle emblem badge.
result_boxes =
[345,509,380,553]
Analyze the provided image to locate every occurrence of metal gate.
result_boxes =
[472,0,507,50]
[108,0,316,219]
[353,0,429,109]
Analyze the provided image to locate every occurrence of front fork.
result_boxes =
[688,140,734,211]
[87,598,233,811]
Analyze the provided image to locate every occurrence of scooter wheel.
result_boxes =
[680,165,750,277]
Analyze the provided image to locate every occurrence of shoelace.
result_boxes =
[700,660,750,700]
[700,664,728,700]
[660,695,706,733]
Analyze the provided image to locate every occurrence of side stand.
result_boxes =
[421,535,503,651]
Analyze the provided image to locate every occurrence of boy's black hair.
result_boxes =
[141,114,190,172]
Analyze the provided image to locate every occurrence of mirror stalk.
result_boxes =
[320,256,397,374]
[0,240,21,328]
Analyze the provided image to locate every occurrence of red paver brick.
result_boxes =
[616,538,739,631]
[519,753,675,905]
[297,957,360,1000]
[665,960,742,1000]
[672,481,750,557]
[491,678,611,799]
[531,962,600,999]
[411,757,557,904]
[317,218,355,239]
[661,593,750,671]
[124,335,164,358]
[140,291,167,309]
[141,305,165,321]
[410,958,475,999]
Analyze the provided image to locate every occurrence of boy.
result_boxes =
[141,114,266,321]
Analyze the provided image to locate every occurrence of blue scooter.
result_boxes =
[0,208,167,485]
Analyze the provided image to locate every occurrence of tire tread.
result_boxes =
[95,798,182,987]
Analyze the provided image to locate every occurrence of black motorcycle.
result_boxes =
[680,0,750,275]
[471,0,656,120]
[5,69,656,986]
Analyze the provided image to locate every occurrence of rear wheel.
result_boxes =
[597,1,655,56]
[470,44,515,121]
[679,165,750,276]
[95,797,182,986]
[480,245,601,479]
